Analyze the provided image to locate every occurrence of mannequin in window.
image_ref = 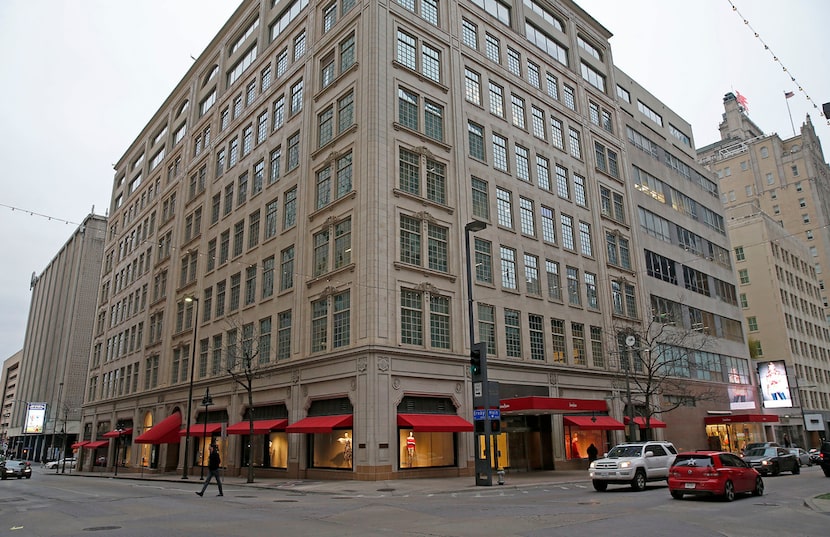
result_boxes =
[570,433,580,459]
[339,432,352,466]
[406,432,416,466]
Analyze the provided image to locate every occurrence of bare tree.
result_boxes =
[611,314,721,441]
[224,317,270,483]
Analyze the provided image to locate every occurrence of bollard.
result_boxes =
[497,469,505,485]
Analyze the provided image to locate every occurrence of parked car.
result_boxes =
[1,460,33,479]
[45,458,76,470]
[742,446,799,476]
[668,451,763,501]
[741,442,779,455]
[588,441,677,491]
[808,448,822,465]
[787,447,811,467]
[819,441,830,477]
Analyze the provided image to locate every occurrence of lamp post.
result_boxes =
[465,220,492,486]
[199,388,213,480]
[182,295,199,480]
[623,334,638,442]
[113,421,124,477]
[794,377,816,449]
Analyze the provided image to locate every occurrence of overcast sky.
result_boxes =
[0,0,827,361]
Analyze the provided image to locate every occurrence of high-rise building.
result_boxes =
[698,93,830,445]
[82,0,752,480]
[1,351,22,455]
[6,214,107,461]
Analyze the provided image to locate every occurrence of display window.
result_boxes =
[398,429,457,469]
[705,423,765,454]
[310,429,353,469]
[239,432,288,468]
[565,430,608,460]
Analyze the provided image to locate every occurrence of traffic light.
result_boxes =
[470,342,487,380]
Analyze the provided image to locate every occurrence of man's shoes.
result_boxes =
[217,493,223,497]
[195,491,203,497]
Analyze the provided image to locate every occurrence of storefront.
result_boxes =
[396,413,474,470]
[134,411,182,470]
[226,418,288,469]
[703,413,779,453]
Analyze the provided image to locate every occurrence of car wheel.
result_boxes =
[722,480,735,502]
[752,476,764,497]
[25,474,31,479]
[670,490,684,500]
[792,461,800,475]
[631,469,647,491]
[592,480,608,492]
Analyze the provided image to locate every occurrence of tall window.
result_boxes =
[399,214,448,272]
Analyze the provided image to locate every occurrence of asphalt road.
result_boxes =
[1,465,828,536]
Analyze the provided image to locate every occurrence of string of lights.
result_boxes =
[726,0,828,125]
[0,202,83,227]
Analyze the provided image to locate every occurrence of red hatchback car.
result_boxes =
[668,451,764,501]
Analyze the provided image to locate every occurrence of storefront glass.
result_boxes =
[398,429,457,469]
[565,430,606,460]
[239,432,288,468]
[311,429,353,469]
[705,423,766,453]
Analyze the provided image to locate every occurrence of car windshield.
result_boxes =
[745,448,776,457]
[673,455,712,467]
[606,445,643,458]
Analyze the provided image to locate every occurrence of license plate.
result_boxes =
[684,483,696,489]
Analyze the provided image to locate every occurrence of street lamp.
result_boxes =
[182,295,200,479]
[199,388,213,480]
[465,220,493,487]
[623,334,638,442]
[113,421,125,477]
[794,377,816,449]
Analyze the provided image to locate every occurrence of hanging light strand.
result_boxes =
[726,0,827,125]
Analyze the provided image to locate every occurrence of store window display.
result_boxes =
[566,430,604,460]
[310,429,353,469]
[240,432,288,468]
[398,430,456,469]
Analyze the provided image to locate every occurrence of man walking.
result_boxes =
[196,444,223,497]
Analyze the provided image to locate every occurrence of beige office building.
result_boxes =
[81,0,751,481]
[698,93,830,444]
[1,351,22,455]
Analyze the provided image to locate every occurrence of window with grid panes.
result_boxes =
[207,239,216,271]
[471,176,489,219]
[398,88,418,130]
[563,84,576,110]
[246,81,256,106]
[550,117,564,149]
[541,206,555,243]
[272,95,285,130]
[245,266,257,305]
[546,260,562,301]
[229,272,241,311]
[427,222,448,272]
[283,187,297,228]
[477,303,496,355]
[496,187,513,228]
[574,174,587,207]
[257,112,268,144]
[492,134,508,171]
[485,33,500,63]
[489,82,504,117]
[264,199,277,239]
[262,256,274,298]
[332,290,351,348]
[515,145,530,181]
[572,323,586,365]
[568,127,582,159]
[280,246,294,291]
[229,137,239,167]
[422,44,440,83]
[525,253,540,295]
[507,47,521,76]
[474,237,493,284]
[500,246,517,290]
[536,156,551,191]
[313,228,329,277]
[529,314,545,360]
[319,106,334,147]
[248,210,260,249]
[430,293,450,349]
[468,121,484,160]
[579,221,592,256]
[462,19,478,48]
[585,272,598,309]
[233,220,244,257]
[286,132,300,171]
[323,2,337,32]
[531,106,545,139]
[238,172,248,205]
[511,94,525,128]
[397,30,416,69]
[277,310,291,360]
[338,91,354,133]
[551,318,566,362]
[219,230,230,264]
[561,214,574,250]
[252,160,264,195]
[567,266,580,305]
[290,80,303,115]
[465,68,481,105]
[401,289,423,345]
[505,309,522,357]
[293,31,306,60]
[519,197,535,236]
[527,60,540,88]
[424,99,443,141]
[311,297,328,352]
[599,185,625,222]
[261,65,272,91]
[233,95,243,119]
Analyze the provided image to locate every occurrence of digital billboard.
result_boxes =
[24,402,47,434]
[757,361,793,409]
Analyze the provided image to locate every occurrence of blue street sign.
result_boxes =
[473,409,486,420]
[473,409,500,421]
[488,409,501,420]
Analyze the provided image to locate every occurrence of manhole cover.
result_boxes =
[236,495,256,498]
[84,526,122,532]
[274,499,299,502]
[377,487,396,492]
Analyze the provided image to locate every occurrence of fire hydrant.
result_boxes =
[497,469,505,485]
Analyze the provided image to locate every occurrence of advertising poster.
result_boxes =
[757,361,793,409]
[727,367,756,410]
[24,402,47,434]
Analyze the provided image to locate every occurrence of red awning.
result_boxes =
[397,414,474,432]
[226,419,288,435]
[71,441,89,449]
[285,415,353,433]
[85,440,110,449]
[563,416,625,430]
[624,417,667,429]
[500,396,608,415]
[102,427,133,438]
[179,423,223,437]
[134,412,182,444]
[704,413,779,425]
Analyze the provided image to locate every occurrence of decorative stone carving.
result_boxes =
[392,377,401,390]
[378,356,390,371]
[357,357,367,372]
[455,382,462,393]
[549,372,558,385]
[292,369,300,384]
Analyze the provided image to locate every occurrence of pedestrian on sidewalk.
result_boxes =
[196,444,223,497]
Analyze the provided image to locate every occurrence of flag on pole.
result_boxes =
[736,91,749,112]
[784,91,795,99]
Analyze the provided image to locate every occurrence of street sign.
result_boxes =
[473,409,486,420]
[488,409,501,420]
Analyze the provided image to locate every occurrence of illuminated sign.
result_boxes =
[758,361,793,409]
[25,402,47,434]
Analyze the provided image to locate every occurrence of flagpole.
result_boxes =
[785,91,796,137]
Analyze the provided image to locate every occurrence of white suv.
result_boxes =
[588,441,677,491]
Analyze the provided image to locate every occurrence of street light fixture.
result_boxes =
[181,295,200,480]
[113,421,125,477]
[464,220,493,487]
[199,388,213,480]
